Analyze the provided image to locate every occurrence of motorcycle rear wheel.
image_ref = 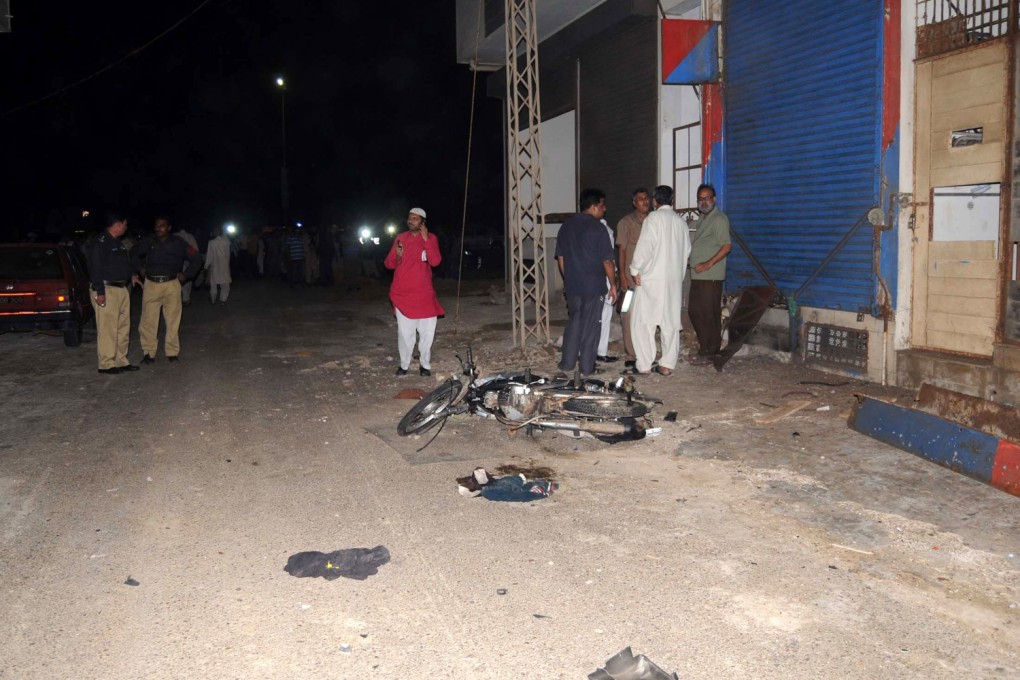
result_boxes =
[561,396,648,419]
[397,379,462,436]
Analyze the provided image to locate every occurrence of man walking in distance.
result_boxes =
[384,207,444,377]
[688,183,732,365]
[136,215,203,364]
[175,225,199,306]
[87,212,142,374]
[555,188,618,378]
[615,187,651,369]
[205,228,232,304]
[627,185,691,376]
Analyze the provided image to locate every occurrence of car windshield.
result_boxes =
[0,248,64,280]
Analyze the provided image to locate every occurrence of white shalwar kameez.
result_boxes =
[628,204,691,372]
[597,220,616,356]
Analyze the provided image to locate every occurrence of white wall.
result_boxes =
[658,4,705,209]
[896,0,917,353]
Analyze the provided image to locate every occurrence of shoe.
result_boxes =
[168,356,180,363]
[97,367,122,375]
[419,366,432,377]
[141,355,156,365]
[624,359,636,369]
[596,355,618,363]
[395,367,408,376]
[120,364,140,372]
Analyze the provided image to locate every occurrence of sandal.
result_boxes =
[655,366,673,376]
[621,367,651,376]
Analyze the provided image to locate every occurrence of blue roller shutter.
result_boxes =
[723,0,883,312]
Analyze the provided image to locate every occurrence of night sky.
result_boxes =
[0,0,504,242]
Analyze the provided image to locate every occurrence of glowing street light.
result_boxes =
[386,224,397,235]
[225,223,237,235]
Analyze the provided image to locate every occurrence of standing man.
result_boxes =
[284,228,306,286]
[205,228,232,304]
[87,212,142,374]
[135,215,203,363]
[628,185,691,376]
[595,218,618,363]
[555,188,618,378]
[688,183,732,365]
[384,207,444,376]
[175,225,199,306]
[615,187,651,369]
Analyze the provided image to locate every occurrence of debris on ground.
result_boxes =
[455,467,557,501]
[589,646,678,680]
[753,399,811,425]
[124,576,140,587]
[284,546,391,581]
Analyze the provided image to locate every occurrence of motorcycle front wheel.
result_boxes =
[397,379,462,436]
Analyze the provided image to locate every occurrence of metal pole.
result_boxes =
[280,88,289,225]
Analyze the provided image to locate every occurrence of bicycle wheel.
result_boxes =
[397,379,462,436]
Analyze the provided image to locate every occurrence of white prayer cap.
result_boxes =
[409,207,427,219]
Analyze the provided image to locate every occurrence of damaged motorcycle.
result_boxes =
[397,347,661,443]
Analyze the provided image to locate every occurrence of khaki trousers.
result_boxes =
[139,279,183,357]
[90,286,131,369]
[621,306,636,361]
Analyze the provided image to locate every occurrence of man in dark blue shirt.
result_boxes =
[554,188,618,377]
[135,215,204,363]
[87,212,142,374]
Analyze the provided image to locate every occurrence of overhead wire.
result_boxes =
[1,0,220,117]
[453,0,485,333]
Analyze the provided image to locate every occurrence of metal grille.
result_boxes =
[916,0,1011,58]
[804,323,868,369]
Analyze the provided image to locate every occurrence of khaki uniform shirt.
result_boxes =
[616,211,646,277]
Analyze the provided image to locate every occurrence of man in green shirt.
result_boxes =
[688,184,732,364]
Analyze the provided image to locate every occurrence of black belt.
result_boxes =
[148,275,176,283]
[102,280,127,288]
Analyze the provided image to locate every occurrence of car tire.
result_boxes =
[64,324,83,347]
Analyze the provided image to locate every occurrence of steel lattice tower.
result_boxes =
[504,0,549,347]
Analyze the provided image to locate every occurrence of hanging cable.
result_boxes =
[1,0,220,117]
[453,0,485,333]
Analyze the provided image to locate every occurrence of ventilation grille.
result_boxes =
[804,323,868,369]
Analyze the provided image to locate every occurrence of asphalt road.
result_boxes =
[1,277,1018,679]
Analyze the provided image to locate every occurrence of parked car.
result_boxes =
[0,243,94,346]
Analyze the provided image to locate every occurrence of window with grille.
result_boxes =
[916,0,1010,58]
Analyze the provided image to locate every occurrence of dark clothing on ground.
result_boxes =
[554,213,614,297]
[87,230,138,295]
[689,279,724,356]
[284,546,390,581]
[135,235,203,279]
[559,293,604,375]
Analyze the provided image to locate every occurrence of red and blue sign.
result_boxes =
[662,20,719,84]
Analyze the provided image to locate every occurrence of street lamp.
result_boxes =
[275,76,288,225]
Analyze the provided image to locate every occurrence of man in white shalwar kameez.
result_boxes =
[627,185,691,375]
[205,230,233,304]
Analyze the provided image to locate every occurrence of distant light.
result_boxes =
[81,210,90,218]
[225,223,237,235]
[372,237,380,245]
[386,224,397,235]
[275,76,285,87]
[360,227,371,240]
[296,221,303,228]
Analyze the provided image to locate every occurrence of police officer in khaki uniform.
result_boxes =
[135,215,203,363]
[87,212,142,374]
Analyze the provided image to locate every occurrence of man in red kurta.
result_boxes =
[384,207,444,376]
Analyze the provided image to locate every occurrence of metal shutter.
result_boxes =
[723,0,884,312]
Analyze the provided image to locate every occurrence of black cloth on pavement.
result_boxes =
[284,546,390,581]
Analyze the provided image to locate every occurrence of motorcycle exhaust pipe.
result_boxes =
[532,419,628,435]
